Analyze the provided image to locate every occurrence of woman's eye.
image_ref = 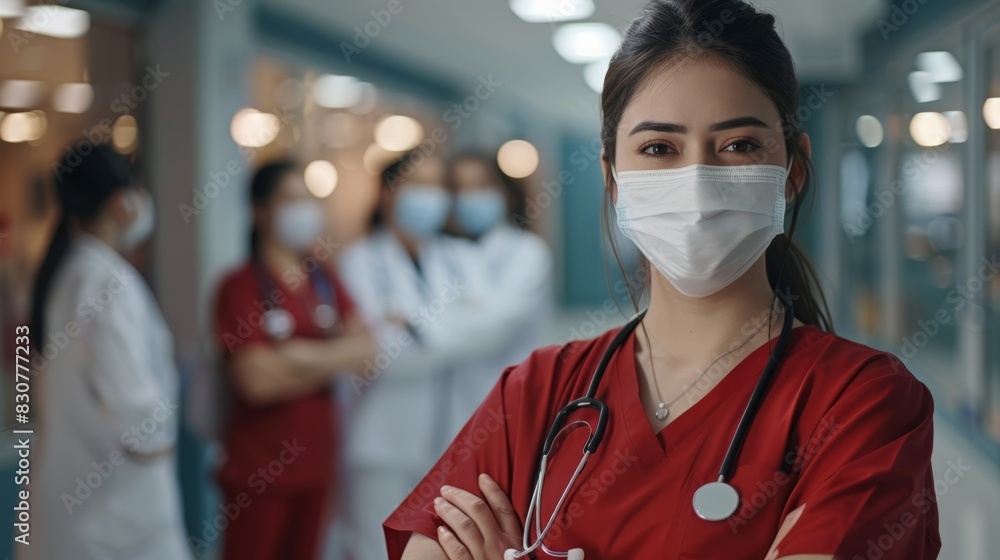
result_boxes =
[641,142,671,156]
[723,138,762,153]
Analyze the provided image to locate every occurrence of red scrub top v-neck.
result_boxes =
[384,324,940,559]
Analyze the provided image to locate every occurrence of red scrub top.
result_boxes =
[384,324,940,559]
[214,261,356,489]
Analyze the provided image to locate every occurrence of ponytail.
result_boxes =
[29,217,72,351]
[765,233,833,332]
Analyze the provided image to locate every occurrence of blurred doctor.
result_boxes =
[335,151,508,560]
[25,145,191,559]
[445,153,554,436]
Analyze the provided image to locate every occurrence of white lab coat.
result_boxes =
[19,234,190,560]
[443,224,554,442]
[328,227,553,560]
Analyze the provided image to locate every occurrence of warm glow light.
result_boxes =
[0,110,46,143]
[909,112,951,147]
[0,80,43,109]
[314,74,364,109]
[552,23,621,64]
[855,115,884,148]
[374,115,423,152]
[230,108,280,148]
[52,82,93,113]
[510,0,594,22]
[15,5,90,39]
[984,98,1000,130]
[112,115,138,153]
[304,160,338,198]
[497,139,539,178]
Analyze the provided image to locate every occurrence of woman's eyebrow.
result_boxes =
[709,116,770,131]
[628,116,770,136]
[629,121,686,135]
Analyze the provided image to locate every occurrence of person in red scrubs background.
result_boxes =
[214,160,375,560]
[385,1,941,559]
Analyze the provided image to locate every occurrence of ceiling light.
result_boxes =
[510,0,594,23]
[230,108,280,148]
[584,58,610,93]
[52,83,94,113]
[907,71,941,103]
[855,115,884,148]
[15,5,89,39]
[374,115,423,152]
[909,112,950,147]
[943,110,967,143]
[915,51,962,83]
[552,23,621,64]
[314,74,363,109]
[304,160,338,198]
[983,98,1000,130]
[0,80,43,109]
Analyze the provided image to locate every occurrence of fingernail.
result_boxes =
[441,485,454,494]
[434,497,445,507]
[479,473,494,485]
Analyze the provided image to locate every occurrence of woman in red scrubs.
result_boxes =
[214,161,374,560]
[385,1,940,559]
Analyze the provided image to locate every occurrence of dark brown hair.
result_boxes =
[600,0,833,331]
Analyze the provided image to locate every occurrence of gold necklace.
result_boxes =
[647,307,781,422]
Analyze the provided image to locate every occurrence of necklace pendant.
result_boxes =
[656,403,669,421]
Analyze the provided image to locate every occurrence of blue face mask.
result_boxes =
[394,185,451,238]
[455,190,506,236]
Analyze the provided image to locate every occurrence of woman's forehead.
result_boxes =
[619,56,782,134]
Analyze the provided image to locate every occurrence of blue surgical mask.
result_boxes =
[455,190,505,236]
[394,185,451,238]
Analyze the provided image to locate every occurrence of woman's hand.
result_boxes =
[433,473,523,560]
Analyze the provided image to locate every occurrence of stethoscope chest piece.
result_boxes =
[264,308,295,340]
[692,481,740,521]
[313,303,339,330]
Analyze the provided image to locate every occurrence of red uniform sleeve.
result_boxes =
[771,354,941,559]
[215,272,271,358]
[382,363,524,559]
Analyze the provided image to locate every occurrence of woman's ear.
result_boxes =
[600,149,618,205]
[787,133,811,200]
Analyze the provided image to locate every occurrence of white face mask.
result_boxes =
[275,200,326,252]
[613,158,793,298]
[121,189,156,250]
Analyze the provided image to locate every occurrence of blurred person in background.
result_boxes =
[445,152,554,436]
[24,144,191,560]
[213,160,375,560]
[334,151,507,560]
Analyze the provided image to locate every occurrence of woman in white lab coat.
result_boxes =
[24,145,190,560]
[444,152,554,437]
[334,151,532,560]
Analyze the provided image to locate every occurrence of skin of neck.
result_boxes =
[637,256,780,375]
[76,212,125,253]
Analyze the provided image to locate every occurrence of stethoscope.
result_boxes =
[505,290,795,560]
[252,260,341,340]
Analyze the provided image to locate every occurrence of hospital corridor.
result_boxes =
[1,0,1000,559]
